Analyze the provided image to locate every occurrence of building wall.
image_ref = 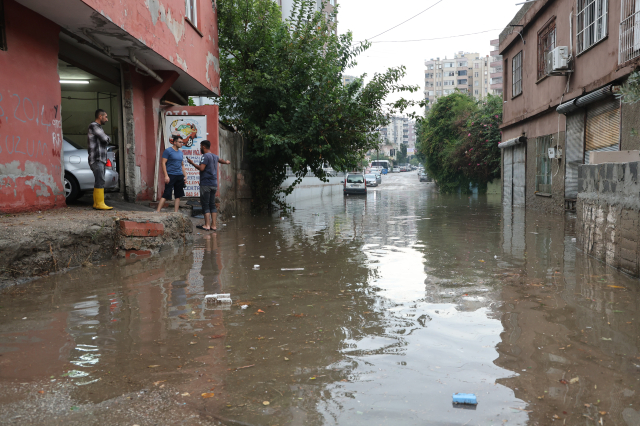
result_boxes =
[524,128,566,214]
[577,161,640,277]
[500,0,629,130]
[0,1,66,213]
[78,0,220,95]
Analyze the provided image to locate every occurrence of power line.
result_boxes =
[369,28,504,44]
[366,0,445,41]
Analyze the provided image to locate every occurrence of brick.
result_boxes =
[119,221,164,237]
[125,249,152,259]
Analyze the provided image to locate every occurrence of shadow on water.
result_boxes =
[1,175,639,425]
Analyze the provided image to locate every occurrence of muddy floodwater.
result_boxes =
[1,172,640,426]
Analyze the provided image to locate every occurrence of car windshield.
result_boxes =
[347,175,364,183]
[365,174,375,179]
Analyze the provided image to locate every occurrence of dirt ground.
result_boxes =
[0,200,195,289]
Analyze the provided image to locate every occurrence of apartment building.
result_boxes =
[278,0,336,30]
[489,39,504,96]
[343,75,357,85]
[499,0,640,214]
[375,116,415,158]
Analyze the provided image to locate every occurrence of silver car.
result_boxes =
[63,138,119,202]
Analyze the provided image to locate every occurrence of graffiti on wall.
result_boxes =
[0,92,62,158]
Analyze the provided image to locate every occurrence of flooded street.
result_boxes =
[2,172,640,425]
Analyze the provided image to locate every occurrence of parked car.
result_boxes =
[392,167,400,173]
[63,138,119,202]
[419,172,430,182]
[364,174,378,187]
[343,173,366,195]
[371,170,382,184]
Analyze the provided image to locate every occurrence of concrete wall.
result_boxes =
[576,161,640,277]
[280,176,344,205]
[0,1,66,213]
[218,126,252,218]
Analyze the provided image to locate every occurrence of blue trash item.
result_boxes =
[452,393,478,405]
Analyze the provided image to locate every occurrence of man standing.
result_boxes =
[156,135,187,213]
[87,109,112,210]
[187,140,230,231]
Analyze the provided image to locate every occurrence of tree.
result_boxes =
[217,0,419,210]
[415,92,502,193]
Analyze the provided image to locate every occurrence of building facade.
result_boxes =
[0,0,220,213]
[499,0,640,214]
[375,116,415,159]
[489,39,503,96]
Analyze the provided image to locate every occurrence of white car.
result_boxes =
[392,167,400,173]
[343,173,367,195]
[63,138,119,202]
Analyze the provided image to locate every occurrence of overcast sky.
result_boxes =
[338,0,522,117]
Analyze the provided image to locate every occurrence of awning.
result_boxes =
[498,136,527,149]
[556,85,616,115]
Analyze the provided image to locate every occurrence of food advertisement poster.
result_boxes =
[165,115,207,197]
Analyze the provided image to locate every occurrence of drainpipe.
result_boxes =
[128,49,188,105]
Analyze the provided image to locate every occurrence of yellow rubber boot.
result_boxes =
[93,188,113,210]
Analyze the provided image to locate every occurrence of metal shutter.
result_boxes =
[503,147,513,206]
[513,143,526,207]
[585,98,620,163]
[564,111,585,199]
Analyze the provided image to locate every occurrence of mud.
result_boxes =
[1,172,639,425]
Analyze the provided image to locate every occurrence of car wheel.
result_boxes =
[64,172,81,202]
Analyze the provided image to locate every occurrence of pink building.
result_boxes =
[0,0,220,213]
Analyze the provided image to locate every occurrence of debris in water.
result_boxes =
[205,294,232,304]
[201,393,215,398]
[282,268,304,271]
[452,393,477,405]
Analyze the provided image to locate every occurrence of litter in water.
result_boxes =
[282,268,304,271]
[205,294,232,304]
[452,393,478,405]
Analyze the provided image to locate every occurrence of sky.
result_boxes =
[338,0,523,117]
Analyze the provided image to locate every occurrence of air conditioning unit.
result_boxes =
[545,46,570,75]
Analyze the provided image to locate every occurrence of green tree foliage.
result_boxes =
[416,93,502,193]
[217,0,418,210]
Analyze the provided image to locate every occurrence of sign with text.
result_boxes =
[165,115,207,197]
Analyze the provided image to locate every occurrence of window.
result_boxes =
[536,135,553,193]
[475,90,479,95]
[186,0,197,26]
[577,0,607,54]
[512,51,523,97]
[537,18,556,79]
[474,63,479,69]
[458,79,468,85]
[0,0,5,51]
[458,61,467,67]
[474,72,479,77]
[428,90,434,96]
[458,70,467,76]
[475,80,479,86]
[444,62,454,68]
[444,80,455,86]
[330,0,336,4]
[447,71,455,76]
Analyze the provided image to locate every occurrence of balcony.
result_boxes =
[490,39,499,47]
[490,61,502,68]
[490,50,500,57]
[490,72,502,79]
[490,83,503,90]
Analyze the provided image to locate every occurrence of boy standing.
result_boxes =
[187,140,230,231]
[156,135,186,213]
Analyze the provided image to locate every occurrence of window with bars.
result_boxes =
[619,0,640,63]
[577,0,607,54]
[536,135,553,193]
[186,0,197,27]
[0,0,6,51]
[537,18,556,80]
[512,51,523,97]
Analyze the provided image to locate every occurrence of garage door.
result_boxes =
[584,98,620,164]
[502,142,526,207]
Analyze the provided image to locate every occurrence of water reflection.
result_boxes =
[1,176,639,425]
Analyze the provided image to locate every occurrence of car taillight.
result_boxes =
[106,159,112,168]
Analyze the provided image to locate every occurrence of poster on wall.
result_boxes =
[165,115,207,197]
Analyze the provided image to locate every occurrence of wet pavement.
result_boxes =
[1,172,640,425]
